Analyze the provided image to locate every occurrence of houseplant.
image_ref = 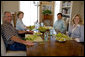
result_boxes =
[42,10,52,19]
[42,9,52,15]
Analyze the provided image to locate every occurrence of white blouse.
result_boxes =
[16,19,27,31]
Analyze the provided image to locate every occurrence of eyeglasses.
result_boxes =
[4,16,12,18]
[74,18,80,20]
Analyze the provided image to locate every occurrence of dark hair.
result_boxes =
[17,11,24,18]
[57,13,62,17]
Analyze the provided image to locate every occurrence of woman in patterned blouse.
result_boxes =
[68,14,84,42]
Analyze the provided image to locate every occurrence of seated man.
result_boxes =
[53,13,66,34]
[1,11,34,51]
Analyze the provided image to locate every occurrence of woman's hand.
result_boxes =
[18,31,27,34]
[26,31,34,34]
[74,38,80,42]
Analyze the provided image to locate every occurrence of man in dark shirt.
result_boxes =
[1,11,34,51]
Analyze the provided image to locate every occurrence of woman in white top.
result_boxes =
[68,14,84,42]
[16,11,33,38]
[16,11,27,31]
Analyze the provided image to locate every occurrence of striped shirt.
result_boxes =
[1,22,20,45]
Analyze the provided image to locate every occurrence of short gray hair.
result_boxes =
[3,11,11,16]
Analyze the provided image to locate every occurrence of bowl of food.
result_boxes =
[25,35,43,42]
[27,25,35,31]
[58,38,66,42]
[55,33,72,42]
[38,27,47,33]
[34,32,42,36]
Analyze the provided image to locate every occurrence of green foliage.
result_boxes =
[42,10,52,15]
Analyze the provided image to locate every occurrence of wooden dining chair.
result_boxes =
[11,12,17,28]
[43,15,53,26]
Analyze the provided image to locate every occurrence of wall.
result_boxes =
[1,2,3,24]
[1,1,19,13]
[1,1,19,25]
[80,1,84,20]
[71,1,84,21]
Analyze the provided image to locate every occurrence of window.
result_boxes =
[20,1,39,26]
[20,1,60,26]
[54,1,60,24]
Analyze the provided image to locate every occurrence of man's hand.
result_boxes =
[11,36,34,46]
[23,41,34,46]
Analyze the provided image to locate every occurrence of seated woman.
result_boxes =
[16,11,33,38]
[68,14,84,42]
[16,11,27,31]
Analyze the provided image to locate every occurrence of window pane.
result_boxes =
[54,1,60,24]
[20,1,39,26]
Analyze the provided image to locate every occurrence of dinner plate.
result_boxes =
[56,39,66,43]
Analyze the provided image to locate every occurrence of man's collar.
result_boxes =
[3,21,12,25]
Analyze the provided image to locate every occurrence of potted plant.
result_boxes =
[42,10,52,19]
[42,9,52,15]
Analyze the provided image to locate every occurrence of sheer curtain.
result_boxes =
[54,1,60,24]
[20,1,39,26]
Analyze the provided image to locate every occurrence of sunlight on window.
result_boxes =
[20,1,39,26]
[20,1,60,26]
[54,1,60,24]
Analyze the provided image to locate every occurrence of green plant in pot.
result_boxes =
[42,9,52,15]
[42,9,52,19]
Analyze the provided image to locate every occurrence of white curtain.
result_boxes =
[54,1,60,24]
[20,1,39,26]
